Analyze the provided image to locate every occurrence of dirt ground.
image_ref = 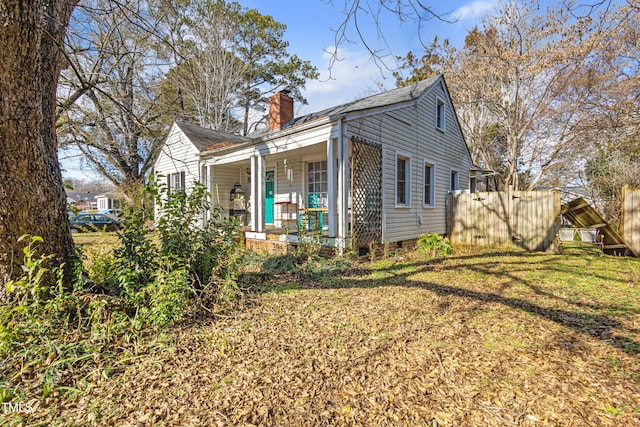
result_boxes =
[18,251,640,426]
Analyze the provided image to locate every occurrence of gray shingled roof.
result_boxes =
[176,77,441,150]
[317,75,439,116]
[247,76,441,139]
[175,121,250,151]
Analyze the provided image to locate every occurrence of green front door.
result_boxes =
[265,170,274,224]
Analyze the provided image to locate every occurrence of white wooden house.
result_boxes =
[154,76,475,253]
[96,192,121,211]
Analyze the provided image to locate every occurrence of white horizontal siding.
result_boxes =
[154,126,202,220]
[348,81,471,244]
[270,159,302,227]
[267,145,329,225]
[266,143,326,207]
[154,126,201,189]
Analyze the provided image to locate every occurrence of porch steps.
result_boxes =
[245,238,288,255]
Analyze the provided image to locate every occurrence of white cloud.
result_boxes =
[299,47,396,114]
[454,0,497,21]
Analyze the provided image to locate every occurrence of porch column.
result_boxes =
[207,165,216,226]
[250,154,266,232]
[327,138,337,237]
[200,163,209,227]
[209,165,216,206]
[337,119,349,250]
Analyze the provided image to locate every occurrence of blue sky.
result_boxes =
[237,0,502,113]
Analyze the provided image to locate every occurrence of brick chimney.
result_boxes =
[268,91,294,131]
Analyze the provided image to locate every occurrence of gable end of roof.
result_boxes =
[175,121,250,151]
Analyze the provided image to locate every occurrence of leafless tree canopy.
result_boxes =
[393,0,638,206]
[56,0,318,192]
[324,0,454,76]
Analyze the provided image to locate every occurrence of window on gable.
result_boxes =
[436,98,446,131]
[423,162,435,207]
[396,155,410,206]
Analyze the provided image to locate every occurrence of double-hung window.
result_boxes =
[423,161,435,207]
[168,171,185,195]
[396,155,410,206]
[307,160,328,207]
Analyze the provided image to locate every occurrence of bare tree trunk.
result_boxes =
[0,0,78,297]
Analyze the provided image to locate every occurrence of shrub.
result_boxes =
[138,261,191,328]
[154,179,243,288]
[0,178,245,407]
[416,233,454,258]
[113,200,158,293]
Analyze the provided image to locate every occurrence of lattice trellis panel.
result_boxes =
[350,137,382,247]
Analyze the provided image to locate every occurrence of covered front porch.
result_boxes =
[202,132,382,254]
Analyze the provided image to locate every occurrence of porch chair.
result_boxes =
[308,192,320,208]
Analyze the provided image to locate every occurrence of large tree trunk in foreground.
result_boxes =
[0,0,78,297]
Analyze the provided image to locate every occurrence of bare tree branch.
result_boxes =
[324,0,454,77]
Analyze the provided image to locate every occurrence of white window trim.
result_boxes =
[395,151,411,208]
[423,160,436,208]
[303,157,334,207]
[306,160,328,208]
[450,168,459,192]
[168,171,185,194]
[436,96,446,132]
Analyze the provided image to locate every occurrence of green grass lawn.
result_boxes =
[6,247,640,426]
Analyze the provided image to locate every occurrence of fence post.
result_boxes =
[623,186,640,257]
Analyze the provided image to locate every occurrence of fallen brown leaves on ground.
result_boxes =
[15,249,640,426]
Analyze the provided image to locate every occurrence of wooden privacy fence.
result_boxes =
[447,190,561,251]
[623,187,640,257]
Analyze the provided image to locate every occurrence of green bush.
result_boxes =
[138,261,191,328]
[0,178,245,408]
[416,233,454,258]
[113,201,158,292]
[154,179,243,288]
